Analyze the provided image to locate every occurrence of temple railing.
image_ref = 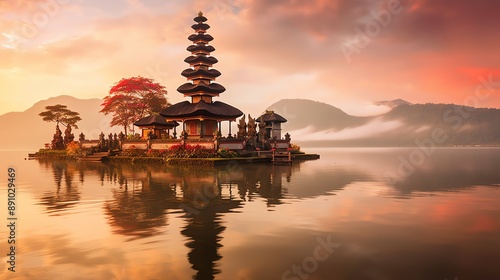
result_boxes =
[80,140,100,149]
[150,140,183,150]
[122,140,148,150]
[122,139,215,150]
[77,134,290,152]
[269,139,291,150]
[218,139,245,150]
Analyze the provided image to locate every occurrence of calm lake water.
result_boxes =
[1,148,500,280]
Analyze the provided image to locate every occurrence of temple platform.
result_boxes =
[106,153,320,166]
[78,151,110,162]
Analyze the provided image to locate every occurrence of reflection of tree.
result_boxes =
[103,167,187,240]
[39,160,81,214]
[37,159,129,214]
[103,183,170,240]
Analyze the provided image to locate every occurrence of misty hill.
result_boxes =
[267,99,500,146]
[266,99,368,131]
[374,98,412,108]
[382,103,500,145]
[0,95,121,151]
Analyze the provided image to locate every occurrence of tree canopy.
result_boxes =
[39,104,81,128]
[100,76,169,135]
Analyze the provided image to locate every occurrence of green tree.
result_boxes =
[39,104,81,149]
[39,104,82,128]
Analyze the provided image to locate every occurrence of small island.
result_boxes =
[30,12,319,166]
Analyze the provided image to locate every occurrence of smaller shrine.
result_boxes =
[134,115,179,139]
[256,111,287,140]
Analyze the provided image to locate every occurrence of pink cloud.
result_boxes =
[1,0,500,116]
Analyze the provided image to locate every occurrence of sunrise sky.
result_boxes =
[1,0,499,117]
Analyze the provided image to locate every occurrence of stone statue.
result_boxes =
[63,125,74,146]
[247,114,257,147]
[113,133,119,149]
[180,130,188,148]
[180,130,188,140]
[118,132,125,150]
[237,114,247,139]
[213,129,220,140]
[99,132,105,150]
[108,133,113,149]
[51,124,65,150]
[258,121,266,144]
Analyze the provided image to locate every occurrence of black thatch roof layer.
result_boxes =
[181,68,221,78]
[187,44,215,53]
[191,23,210,31]
[194,15,207,23]
[160,100,243,119]
[134,115,179,127]
[177,81,225,94]
[188,33,213,43]
[184,55,218,65]
[256,111,287,123]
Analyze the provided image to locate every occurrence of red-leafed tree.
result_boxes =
[100,76,169,135]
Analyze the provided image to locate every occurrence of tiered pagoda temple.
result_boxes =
[160,12,243,138]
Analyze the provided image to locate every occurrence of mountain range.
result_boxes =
[267,99,500,147]
[373,98,412,108]
[0,95,499,150]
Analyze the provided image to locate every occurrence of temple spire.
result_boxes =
[160,12,243,138]
[178,12,225,103]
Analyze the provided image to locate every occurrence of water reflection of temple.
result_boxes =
[103,163,295,279]
[218,164,294,207]
[96,163,283,279]
[38,157,300,279]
